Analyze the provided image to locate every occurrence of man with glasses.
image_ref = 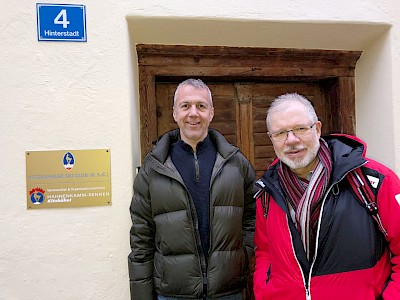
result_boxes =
[253,93,400,299]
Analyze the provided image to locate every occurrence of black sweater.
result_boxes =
[171,135,217,258]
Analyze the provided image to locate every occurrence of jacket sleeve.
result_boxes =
[253,197,271,300]
[128,166,155,300]
[375,165,400,300]
[242,157,257,258]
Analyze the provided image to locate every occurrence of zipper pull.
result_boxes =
[305,285,311,300]
[194,152,200,181]
[202,272,207,298]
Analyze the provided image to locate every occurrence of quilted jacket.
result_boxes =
[129,129,256,299]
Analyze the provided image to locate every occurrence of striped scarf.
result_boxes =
[278,139,332,261]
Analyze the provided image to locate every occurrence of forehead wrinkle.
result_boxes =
[270,113,311,131]
[177,99,209,106]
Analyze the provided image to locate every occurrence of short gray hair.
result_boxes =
[173,79,213,108]
[266,93,318,131]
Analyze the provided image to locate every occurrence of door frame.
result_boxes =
[136,44,362,162]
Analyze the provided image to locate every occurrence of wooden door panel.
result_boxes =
[156,83,178,138]
[208,83,237,145]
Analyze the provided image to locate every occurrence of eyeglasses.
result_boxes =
[268,122,317,142]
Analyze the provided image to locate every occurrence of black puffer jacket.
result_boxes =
[128,129,256,299]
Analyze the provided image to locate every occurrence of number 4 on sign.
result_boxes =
[54,9,70,28]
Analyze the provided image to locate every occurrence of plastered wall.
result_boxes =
[1,1,400,299]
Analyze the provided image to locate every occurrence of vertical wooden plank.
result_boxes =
[337,77,356,135]
[234,83,254,163]
[156,83,173,137]
[208,83,237,145]
[139,70,157,162]
[321,78,337,134]
[324,77,356,135]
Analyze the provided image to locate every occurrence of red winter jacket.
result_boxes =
[254,135,400,300]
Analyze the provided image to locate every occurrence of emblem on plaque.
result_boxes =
[63,152,75,170]
[29,188,45,205]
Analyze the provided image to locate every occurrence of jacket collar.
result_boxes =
[259,134,367,190]
[148,128,238,164]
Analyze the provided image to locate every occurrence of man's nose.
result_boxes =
[188,105,199,116]
[285,130,299,143]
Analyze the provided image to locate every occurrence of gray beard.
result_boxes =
[278,142,320,170]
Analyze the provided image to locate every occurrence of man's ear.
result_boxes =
[173,108,177,122]
[209,107,214,122]
[315,120,322,137]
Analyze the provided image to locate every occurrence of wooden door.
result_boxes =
[137,45,361,165]
[137,44,361,300]
[156,81,329,178]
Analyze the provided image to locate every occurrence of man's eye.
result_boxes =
[274,131,286,137]
[295,127,307,132]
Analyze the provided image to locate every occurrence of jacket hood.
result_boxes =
[325,133,367,158]
[323,134,367,181]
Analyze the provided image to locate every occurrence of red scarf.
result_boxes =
[278,139,332,261]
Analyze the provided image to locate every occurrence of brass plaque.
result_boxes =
[26,149,111,209]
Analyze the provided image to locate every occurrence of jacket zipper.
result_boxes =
[292,183,336,300]
[194,152,232,297]
[301,161,368,300]
[193,151,200,181]
[307,183,337,299]
[178,171,207,297]
[205,152,236,297]
[190,192,208,297]
[193,149,206,297]
[288,214,311,300]
[202,272,207,299]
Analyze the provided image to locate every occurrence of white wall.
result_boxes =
[1,1,399,299]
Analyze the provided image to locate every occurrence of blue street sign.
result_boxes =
[36,3,87,42]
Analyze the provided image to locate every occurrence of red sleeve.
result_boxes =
[372,165,400,299]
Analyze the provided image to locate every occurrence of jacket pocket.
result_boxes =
[266,264,272,284]
[378,278,391,299]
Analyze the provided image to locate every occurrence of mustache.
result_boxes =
[284,146,306,152]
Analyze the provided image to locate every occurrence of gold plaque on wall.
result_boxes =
[26,149,111,209]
